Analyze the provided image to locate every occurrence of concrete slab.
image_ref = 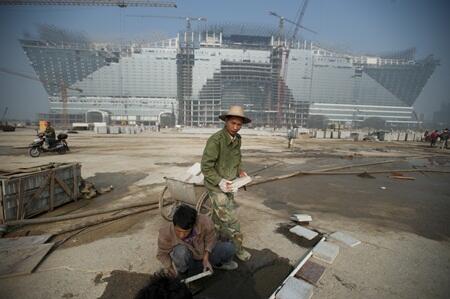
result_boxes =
[330,231,361,247]
[275,276,313,299]
[289,225,318,240]
[312,240,339,264]
[290,214,312,223]
[295,260,326,285]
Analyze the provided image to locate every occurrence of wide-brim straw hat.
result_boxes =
[219,106,252,124]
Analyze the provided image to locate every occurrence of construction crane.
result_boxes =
[0,67,82,129]
[0,0,177,8]
[269,1,316,127]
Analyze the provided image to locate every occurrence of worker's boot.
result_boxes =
[214,260,238,271]
[236,249,251,261]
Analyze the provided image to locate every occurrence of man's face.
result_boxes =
[174,226,192,240]
[225,117,243,136]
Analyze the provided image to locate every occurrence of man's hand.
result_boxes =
[219,179,233,193]
[165,264,178,277]
[239,170,247,178]
[202,252,213,273]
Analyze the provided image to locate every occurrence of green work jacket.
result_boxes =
[201,128,242,192]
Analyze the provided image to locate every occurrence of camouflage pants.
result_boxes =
[208,191,243,252]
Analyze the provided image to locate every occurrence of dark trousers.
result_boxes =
[170,241,235,274]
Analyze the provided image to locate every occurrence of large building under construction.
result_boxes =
[21,25,439,127]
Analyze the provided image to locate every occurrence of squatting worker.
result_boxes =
[201,105,252,261]
[157,205,237,277]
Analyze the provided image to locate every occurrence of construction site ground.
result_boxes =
[0,128,449,299]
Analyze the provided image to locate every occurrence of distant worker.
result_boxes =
[44,121,56,148]
[201,105,252,261]
[157,205,237,278]
[287,126,298,149]
[440,128,449,149]
[423,130,429,142]
[430,130,439,147]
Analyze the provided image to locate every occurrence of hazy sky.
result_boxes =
[0,0,449,121]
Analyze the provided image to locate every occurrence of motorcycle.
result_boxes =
[28,133,70,157]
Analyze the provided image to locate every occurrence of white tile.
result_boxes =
[329,231,361,247]
[289,225,318,240]
[276,277,313,299]
[312,240,339,264]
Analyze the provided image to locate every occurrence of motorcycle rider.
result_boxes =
[44,121,56,148]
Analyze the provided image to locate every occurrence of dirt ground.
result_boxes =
[0,128,449,299]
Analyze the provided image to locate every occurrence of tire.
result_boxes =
[29,147,40,158]
[159,186,180,221]
[57,146,67,155]
[195,191,212,217]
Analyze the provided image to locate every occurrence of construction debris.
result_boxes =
[289,225,318,240]
[80,179,113,199]
[312,240,340,264]
[329,231,361,247]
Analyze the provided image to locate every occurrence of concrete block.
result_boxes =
[96,126,108,134]
[109,126,120,134]
[312,240,339,264]
[329,231,361,247]
[275,277,313,299]
[290,214,312,223]
[340,131,351,139]
[316,130,324,139]
[289,225,318,240]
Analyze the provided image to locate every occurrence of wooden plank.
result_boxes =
[0,234,52,249]
[28,171,51,203]
[54,174,72,198]
[73,164,79,201]
[49,171,55,211]
[17,179,24,220]
[0,243,54,278]
[14,180,20,220]
[0,181,4,223]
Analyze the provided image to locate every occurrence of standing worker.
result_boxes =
[201,106,252,261]
[440,128,449,149]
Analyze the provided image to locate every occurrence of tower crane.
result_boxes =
[269,0,316,127]
[0,67,82,129]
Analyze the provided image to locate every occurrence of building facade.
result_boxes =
[21,26,439,127]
